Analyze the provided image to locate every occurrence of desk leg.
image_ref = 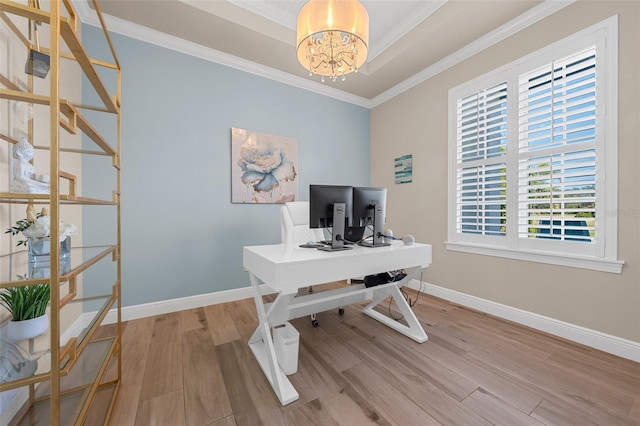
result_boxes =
[361,267,428,343]
[247,273,299,406]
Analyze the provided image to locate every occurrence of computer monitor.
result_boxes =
[353,186,390,247]
[309,184,354,251]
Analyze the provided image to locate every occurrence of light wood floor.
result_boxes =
[105,283,640,425]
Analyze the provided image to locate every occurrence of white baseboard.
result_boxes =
[102,285,271,324]
[407,280,640,363]
[78,281,639,363]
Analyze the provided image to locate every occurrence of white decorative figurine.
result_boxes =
[11,137,50,194]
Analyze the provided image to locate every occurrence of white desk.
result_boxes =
[243,241,432,406]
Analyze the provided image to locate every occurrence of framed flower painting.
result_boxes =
[231,127,299,203]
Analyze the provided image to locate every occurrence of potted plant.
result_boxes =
[0,283,50,341]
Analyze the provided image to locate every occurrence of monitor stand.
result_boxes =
[358,203,391,248]
[317,203,352,252]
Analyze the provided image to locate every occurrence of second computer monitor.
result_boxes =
[353,186,390,247]
[309,184,354,251]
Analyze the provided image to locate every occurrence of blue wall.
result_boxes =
[81,26,371,307]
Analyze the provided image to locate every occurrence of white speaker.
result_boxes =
[402,234,415,245]
[383,229,415,245]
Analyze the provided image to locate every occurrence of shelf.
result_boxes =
[60,101,116,156]
[0,91,116,156]
[0,0,119,114]
[1,245,117,286]
[0,0,121,423]
[64,293,117,365]
[84,383,118,425]
[0,293,116,393]
[10,338,116,426]
[0,193,117,205]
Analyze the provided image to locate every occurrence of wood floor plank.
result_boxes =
[135,389,185,426]
[369,328,478,401]
[344,334,491,425]
[410,295,465,325]
[466,347,637,425]
[181,307,208,333]
[139,313,184,402]
[296,337,392,425]
[545,349,640,399]
[530,398,601,426]
[293,316,362,372]
[208,415,238,426]
[422,321,476,353]
[92,322,121,340]
[382,328,543,414]
[321,305,392,342]
[630,396,640,422]
[441,308,553,361]
[120,316,155,385]
[496,318,595,357]
[204,302,241,346]
[282,398,340,426]
[461,388,544,426]
[225,298,259,343]
[342,363,440,425]
[216,339,289,425]
[109,294,639,425]
[215,340,261,425]
[109,382,142,426]
[182,328,233,426]
[616,355,640,380]
[328,308,479,400]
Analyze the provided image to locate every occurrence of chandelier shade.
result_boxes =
[296,0,369,82]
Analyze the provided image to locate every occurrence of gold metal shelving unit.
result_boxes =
[0,0,121,424]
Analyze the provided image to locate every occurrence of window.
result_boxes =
[447,17,622,273]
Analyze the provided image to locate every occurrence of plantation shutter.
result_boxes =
[517,46,597,243]
[455,82,508,237]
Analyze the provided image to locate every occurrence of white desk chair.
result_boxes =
[280,201,324,246]
[280,201,336,326]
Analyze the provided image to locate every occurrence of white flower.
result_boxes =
[22,216,78,241]
[237,136,297,193]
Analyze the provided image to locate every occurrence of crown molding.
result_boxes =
[369,0,576,107]
[72,0,372,108]
[73,0,574,110]
[368,0,447,60]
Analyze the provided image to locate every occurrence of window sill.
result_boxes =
[445,241,624,274]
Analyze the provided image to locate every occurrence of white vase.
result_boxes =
[4,314,49,341]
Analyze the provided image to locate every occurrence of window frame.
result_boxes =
[446,16,623,273]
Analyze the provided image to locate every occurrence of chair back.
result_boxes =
[280,201,324,244]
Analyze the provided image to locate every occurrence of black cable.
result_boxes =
[388,296,403,321]
[388,270,424,319]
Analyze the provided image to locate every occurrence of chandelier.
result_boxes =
[296,0,369,82]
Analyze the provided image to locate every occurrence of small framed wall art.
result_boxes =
[395,154,413,184]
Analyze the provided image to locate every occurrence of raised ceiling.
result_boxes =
[92,0,554,104]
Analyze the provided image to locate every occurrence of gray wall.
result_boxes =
[371,1,639,342]
[81,28,370,307]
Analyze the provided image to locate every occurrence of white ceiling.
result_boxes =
[221,0,448,61]
[89,0,566,105]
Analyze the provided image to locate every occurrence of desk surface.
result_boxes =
[243,241,432,292]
